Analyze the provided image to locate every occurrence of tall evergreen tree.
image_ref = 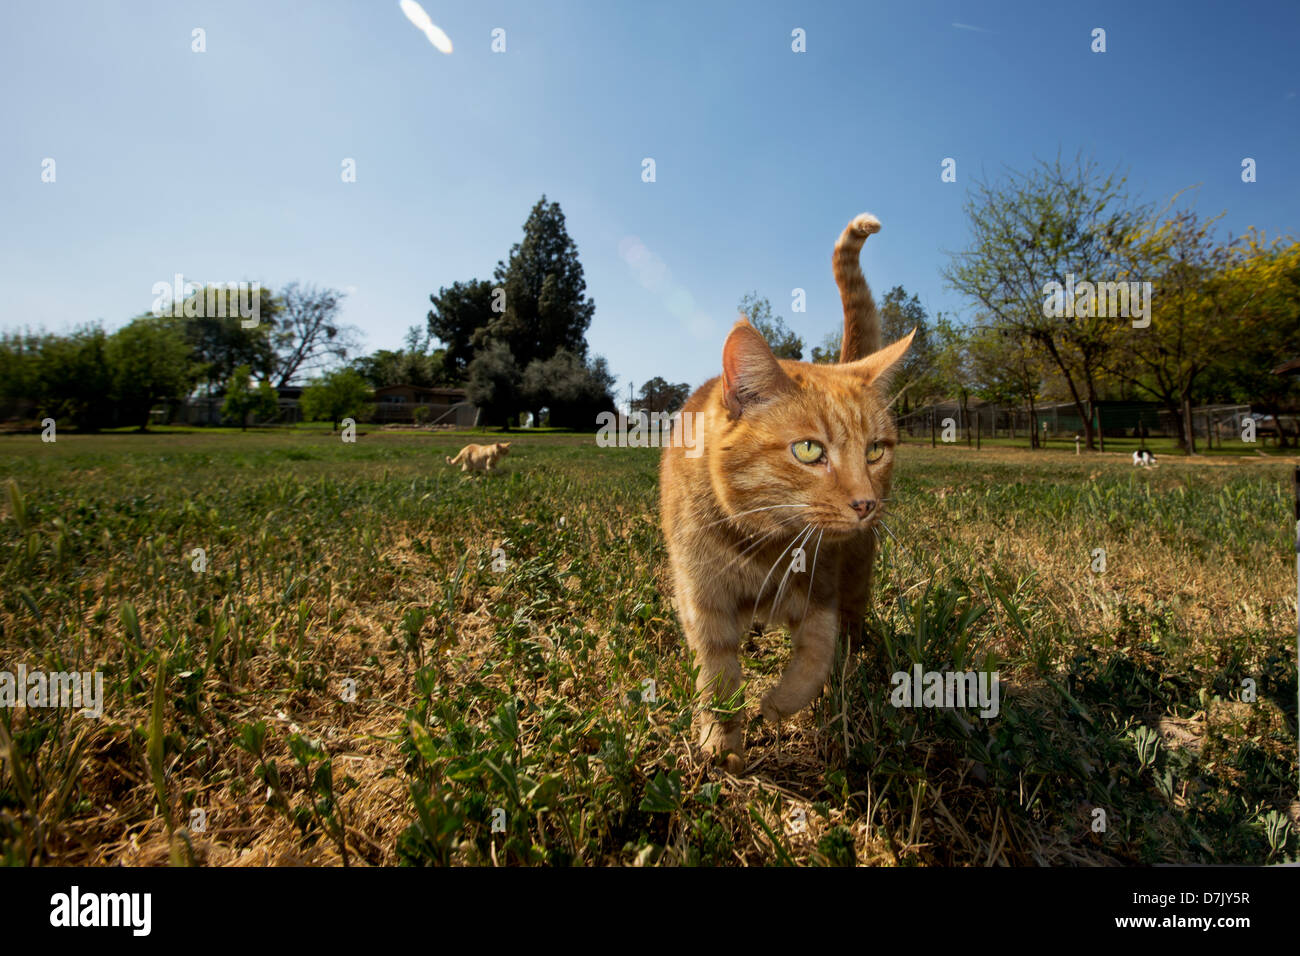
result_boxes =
[479,196,595,369]
[468,196,600,424]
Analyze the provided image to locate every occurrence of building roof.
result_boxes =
[372,384,467,397]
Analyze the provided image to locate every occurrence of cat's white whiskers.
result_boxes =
[770,525,816,620]
[798,529,825,625]
[698,503,809,531]
[719,512,809,571]
[748,523,811,634]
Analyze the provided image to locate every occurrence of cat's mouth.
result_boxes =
[817,503,893,539]
[818,520,877,540]
[726,503,885,542]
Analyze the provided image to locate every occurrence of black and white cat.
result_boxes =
[1132,449,1157,467]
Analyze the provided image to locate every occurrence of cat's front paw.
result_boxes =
[721,752,745,773]
[760,693,786,724]
[699,721,745,773]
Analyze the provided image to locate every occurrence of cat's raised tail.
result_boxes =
[832,213,882,363]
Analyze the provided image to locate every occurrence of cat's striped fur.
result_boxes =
[659,212,912,772]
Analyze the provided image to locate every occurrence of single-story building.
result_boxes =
[372,385,476,427]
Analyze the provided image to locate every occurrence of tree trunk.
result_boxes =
[1167,404,1187,452]
[1267,401,1284,448]
[1181,394,1196,454]
[1040,337,1095,450]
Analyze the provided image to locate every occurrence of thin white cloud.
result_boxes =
[951,22,994,34]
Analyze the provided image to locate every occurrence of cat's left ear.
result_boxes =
[721,318,794,418]
[846,327,916,389]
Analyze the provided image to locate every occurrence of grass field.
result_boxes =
[0,429,1296,866]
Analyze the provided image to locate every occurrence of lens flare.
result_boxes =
[399,0,453,54]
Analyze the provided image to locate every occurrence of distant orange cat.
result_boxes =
[446,441,511,472]
[659,213,912,772]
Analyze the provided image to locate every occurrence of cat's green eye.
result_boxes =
[866,441,886,463]
[792,440,825,464]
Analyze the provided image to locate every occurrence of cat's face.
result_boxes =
[496,442,511,455]
[714,321,911,542]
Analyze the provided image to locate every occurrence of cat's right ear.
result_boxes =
[721,319,793,418]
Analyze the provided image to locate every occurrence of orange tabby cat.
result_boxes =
[446,441,511,472]
[659,213,912,772]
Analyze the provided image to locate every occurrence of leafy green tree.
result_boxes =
[427,279,496,378]
[27,325,114,430]
[930,314,977,437]
[1107,210,1300,452]
[738,291,803,359]
[466,341,522,428]
[809,329,841,364]
[878,286,937,411]
[944,153,1143,449]
[105,317,196,431]
[0,330,43,409]
[221,364,280,430]
[521,349,617,429]
[353,326,453,388]
[631,376,691,414]
[299,367,373,431]
[353,348,450,388]
[166,285,279,396]
[1219,232,1300,446]
[965,322,1049,446]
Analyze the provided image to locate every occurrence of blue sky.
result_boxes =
[2,1,1296,399]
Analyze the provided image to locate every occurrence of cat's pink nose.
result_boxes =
[850,499,876,520]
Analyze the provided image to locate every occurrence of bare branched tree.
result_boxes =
[273,283,361,387]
